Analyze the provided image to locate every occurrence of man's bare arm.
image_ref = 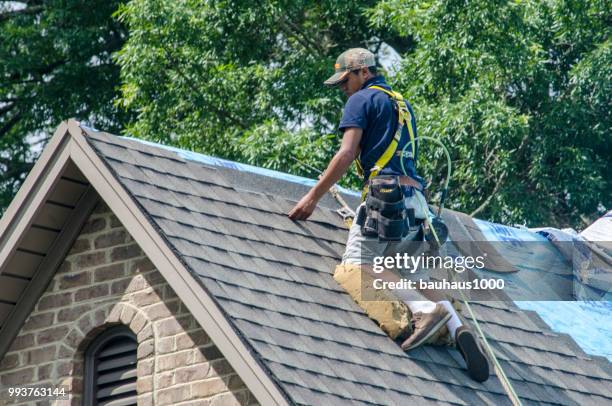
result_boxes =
[288,127,362,220]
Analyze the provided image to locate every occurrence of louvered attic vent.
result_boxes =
[84,326,138,406]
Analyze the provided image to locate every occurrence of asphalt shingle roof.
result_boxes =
[84,129,612,405]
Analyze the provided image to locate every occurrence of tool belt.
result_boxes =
[355,175,421,241]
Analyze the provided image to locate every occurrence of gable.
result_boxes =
[0,120,288,405]
[1,201,257,404]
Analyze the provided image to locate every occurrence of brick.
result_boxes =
[119,306,136,325]
[210,359,235,377]
[56,361,74,376]
[136,376,153,393]
[156,372,174,389]
[111,274,147,295]
[131,288,162,307]
[58,345,74,359]
[210,391,246,406]
[37,325,69,345]
[191,377,227,398]
[226,374,246,391]
[26,345,57,364]
[93,263,125,282]
[110,215,122,228]
[70,377,83,393]
[142,270,165,286]
[59,271,91,289]
[195,345,223,363]
[178,314,197,330]
[138,340,154,360]
[23,312,54,331]
[93,308,109,326]
[64,328,85,349]
[157,318,184,337]
[137,358,154,376]
[111,244,141,262]
[38,292,72,310]
[78,314,93,334]
[137,324,153,342]
[0,353,19,369]
[157,385,191,406]
[137,393,153,406]
[75,251,106,269]
[74,283,109,302]
[178,330,210,349]
[145,300,179,321]
[106,304,123,322]
[110,278,131,295]
[1,367,34,385]
[131,257,156,273]
[7,333,34,351]
[58,304,92,322]
[68,238,90,255]
[56,261,72,274]
[163,284,179,300]
[158,351,190,372]
[175,364,210,383]
[55,259,72,275]
[94,229,127,249]
[80,217,106,234]
[129,313,147,334]
[157,337,174,355]
[175,332,195,350]
[38,364,53,380]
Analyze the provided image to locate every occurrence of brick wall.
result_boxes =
[0,201,259,406]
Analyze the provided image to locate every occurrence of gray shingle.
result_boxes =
[85,132,612,406]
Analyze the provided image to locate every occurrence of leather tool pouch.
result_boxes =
[356,176,415,241]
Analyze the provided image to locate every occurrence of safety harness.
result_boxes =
[356,85,417,201]
[353,85,522,404]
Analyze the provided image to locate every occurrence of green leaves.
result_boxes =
[369,0,610,228]
[0,0,133,214]
[2,0,608,228]
[115,0,375,188]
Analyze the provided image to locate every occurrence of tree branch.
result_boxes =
[470,169,507,217]
[161,48,248,129]
[0,110,22,139]
[0,101,15,116]
[4,58,69,84]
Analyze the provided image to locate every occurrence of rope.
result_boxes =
[425,209,522,405]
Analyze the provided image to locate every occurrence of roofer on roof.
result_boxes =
[289,48,489,382]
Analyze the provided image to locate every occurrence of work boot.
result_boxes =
[400,304,451,351]
[455,325,489,382]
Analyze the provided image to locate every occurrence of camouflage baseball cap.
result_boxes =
[324,48,376,86]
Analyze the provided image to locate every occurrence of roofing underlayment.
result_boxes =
[1,121,610,405]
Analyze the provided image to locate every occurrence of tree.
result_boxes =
[115,0,402,188]
[117,0,609,228]
[369,0,610,228]
[0,0,132,214]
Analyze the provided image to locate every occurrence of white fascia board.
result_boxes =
[66,120,289,406]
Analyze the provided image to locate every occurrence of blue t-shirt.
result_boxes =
[339,76,418,182]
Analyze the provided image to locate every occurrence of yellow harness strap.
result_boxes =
[358,85,417,200]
